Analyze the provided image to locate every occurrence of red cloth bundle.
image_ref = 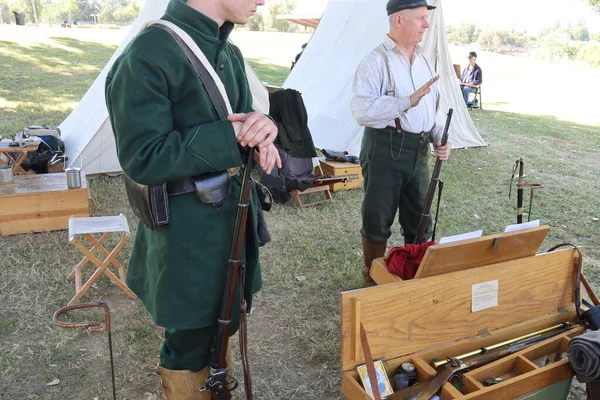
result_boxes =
[385,242,436,280]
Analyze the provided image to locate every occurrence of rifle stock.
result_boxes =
[415,109,453,244]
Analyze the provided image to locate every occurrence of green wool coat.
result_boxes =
[105,0,261,330]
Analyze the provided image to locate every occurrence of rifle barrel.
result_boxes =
[415,109,453,244]
[433,323,569,368]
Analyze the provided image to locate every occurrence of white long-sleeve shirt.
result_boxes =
[351,35,445,143]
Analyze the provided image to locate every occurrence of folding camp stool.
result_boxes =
[67,213,136,305]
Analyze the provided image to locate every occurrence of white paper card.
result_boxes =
[504,219,540,233]
[472,280,499,312]
[439,230,484,244]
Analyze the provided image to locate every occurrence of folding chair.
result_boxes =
[67,213,136,305]
[274,145,346,208]
[468,85,482,110]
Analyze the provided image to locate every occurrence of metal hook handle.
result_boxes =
[52,301,111,334]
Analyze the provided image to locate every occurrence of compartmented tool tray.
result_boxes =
[340,226,583,399]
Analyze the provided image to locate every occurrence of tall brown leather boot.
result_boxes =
[158,366,211,400]
[361,236,387,287]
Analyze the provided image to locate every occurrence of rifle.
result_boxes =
[416,322,574,399]
[205,148,256,400]
[415,109,453,244]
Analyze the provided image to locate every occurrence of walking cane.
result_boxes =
[53,301,117,400]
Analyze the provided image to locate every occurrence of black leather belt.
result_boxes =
[166,178,196,196]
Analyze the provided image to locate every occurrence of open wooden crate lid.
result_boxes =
[340,243,580,372]
[414,226,550,278]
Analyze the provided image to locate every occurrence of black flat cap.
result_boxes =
[387,0,435,16]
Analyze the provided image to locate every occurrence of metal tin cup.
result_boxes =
[0,165,13,183]
[65,167,82,189]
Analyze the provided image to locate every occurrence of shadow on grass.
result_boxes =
[0,37,116,137]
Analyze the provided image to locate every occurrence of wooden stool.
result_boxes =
[0,142,39,175]
[67,213,136,305]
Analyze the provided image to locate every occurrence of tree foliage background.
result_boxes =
[6,0,139,23]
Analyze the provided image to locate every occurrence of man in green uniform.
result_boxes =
[351,0,451,286]
[105,0,279,397]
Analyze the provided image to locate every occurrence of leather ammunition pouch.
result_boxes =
[168,171,231,206]
[123,175,170,230]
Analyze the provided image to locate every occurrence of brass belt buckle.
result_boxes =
[227,166,241,176]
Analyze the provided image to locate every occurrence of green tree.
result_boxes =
[7,0,43,23]
[576,41,600,67]
[97,0,138,23]
[247,12,263,31]
[573,26,590,41]
[592,32,600,41]
[477,27,503,52]
[541,30,572,60]
[267,0,296,32]
[71,0,100,21]
[447,24,479,46]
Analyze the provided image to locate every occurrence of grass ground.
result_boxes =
[1,26,599,400]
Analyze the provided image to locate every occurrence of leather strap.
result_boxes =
[583,275,600,306]
[360,324,382,400]
[546,243,591,320]
[238,265,253,400]
[166,178,196,196]
[149,22,230,120]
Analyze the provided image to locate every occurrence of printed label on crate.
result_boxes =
[345,173,361,182]
[471,280,498,312]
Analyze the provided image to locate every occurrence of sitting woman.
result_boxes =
[460,51,482,106]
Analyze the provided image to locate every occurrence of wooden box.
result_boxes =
[318,157,363,192]
[0,172,90,236]
[341,226,583,400]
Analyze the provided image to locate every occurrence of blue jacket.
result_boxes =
[461,63,482,86]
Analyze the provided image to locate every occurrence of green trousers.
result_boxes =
[160,326,216,372]
[360,126,432,244]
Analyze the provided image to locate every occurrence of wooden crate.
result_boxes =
[341,226,583,400]
[318,157,363,191]
[0,172,90,236]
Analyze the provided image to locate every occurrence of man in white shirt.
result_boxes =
[351,0,451,286]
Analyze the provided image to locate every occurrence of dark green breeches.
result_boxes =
[360,126,433,244]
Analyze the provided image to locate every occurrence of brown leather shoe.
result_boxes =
[361,236,387,287]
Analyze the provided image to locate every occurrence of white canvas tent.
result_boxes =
[60,0,485,175]
[283,0,486,156]
[59,0,269,175]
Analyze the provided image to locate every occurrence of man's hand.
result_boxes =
[253,143,282,175]
[410,76,439,108]
[228,112,278,149]
[434,140,451,161]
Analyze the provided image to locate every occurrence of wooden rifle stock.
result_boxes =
[205,148,256,400]
[415,109,453,244]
